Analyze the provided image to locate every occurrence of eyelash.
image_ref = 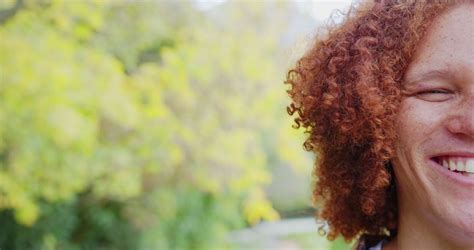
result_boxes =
[417,90,448,95]
[413,89,453,102]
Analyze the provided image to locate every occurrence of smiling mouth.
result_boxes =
[432,157,474,177]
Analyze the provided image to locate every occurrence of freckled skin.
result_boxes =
[387,4,474,250]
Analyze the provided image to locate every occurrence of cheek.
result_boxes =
[396,99,446,147]
[394,100,443,205]
[396,105,425,148]
[394,98,449,191]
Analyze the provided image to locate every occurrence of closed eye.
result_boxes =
[418,90,449,94]
[415,89,453,102]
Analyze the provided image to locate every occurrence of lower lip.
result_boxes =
[429,159,474,187]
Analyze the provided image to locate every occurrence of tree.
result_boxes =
[0,1,312,249]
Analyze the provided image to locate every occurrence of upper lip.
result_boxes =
[430,151,474,158]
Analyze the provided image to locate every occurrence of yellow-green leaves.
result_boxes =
[244,188,280,225]
[0,1,314,249]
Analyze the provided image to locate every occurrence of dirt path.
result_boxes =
[227,217,326,250]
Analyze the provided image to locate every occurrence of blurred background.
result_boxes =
[0,0,353,249]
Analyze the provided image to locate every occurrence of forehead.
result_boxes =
[404,4,474,83]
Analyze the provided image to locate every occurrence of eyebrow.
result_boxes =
[404,68,455,86]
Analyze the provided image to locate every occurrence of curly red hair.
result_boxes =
[286,1,455,241]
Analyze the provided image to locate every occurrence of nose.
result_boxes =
[446,95,474,139]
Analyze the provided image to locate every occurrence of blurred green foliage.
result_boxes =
[0,0,315,249]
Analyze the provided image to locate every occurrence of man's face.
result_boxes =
[394,4,474,245]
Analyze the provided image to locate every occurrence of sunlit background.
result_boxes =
[0,0,353,249]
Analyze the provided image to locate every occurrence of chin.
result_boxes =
[396,156,474,246]
[442,206,474,244]
[425,159,474,246]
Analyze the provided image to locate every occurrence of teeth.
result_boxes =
[466,160,474,173]
[456,161,465,172]
[442,159,449,169]
[449,159,457,171]
[439,158,474,174]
